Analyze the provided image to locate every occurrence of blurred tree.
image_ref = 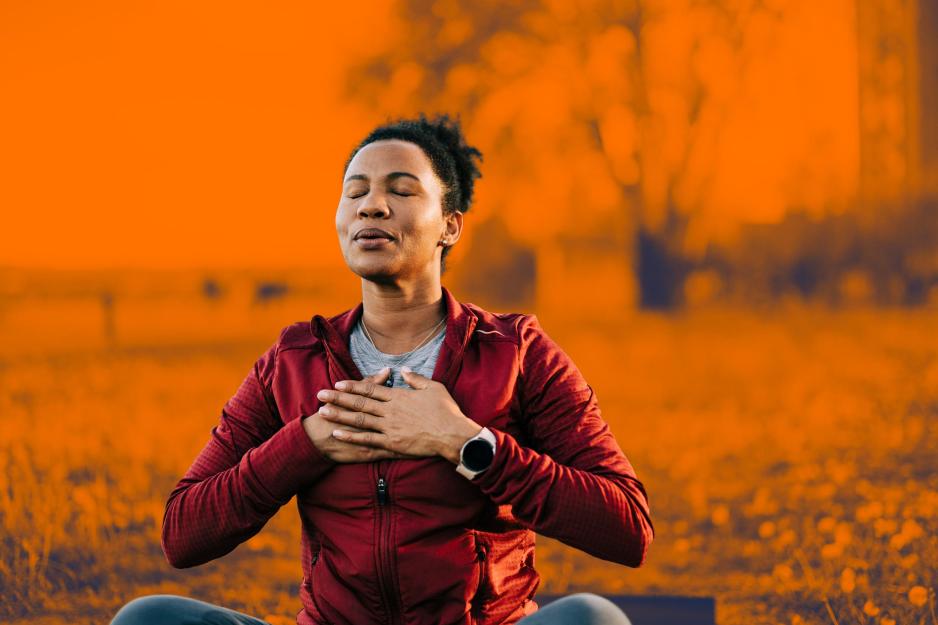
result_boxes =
[341,0,918,310]
[450,214,537,311]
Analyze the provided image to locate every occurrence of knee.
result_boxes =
[110,594,190,625]
[552,593,633,625]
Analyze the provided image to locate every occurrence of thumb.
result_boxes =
[400,366,432,389]
[363,366,391,385]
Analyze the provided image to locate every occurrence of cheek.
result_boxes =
[405,207,444,242]
[335,204,353,233]
[399,223,439,254]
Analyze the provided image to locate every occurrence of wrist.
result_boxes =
[440,417,483,465]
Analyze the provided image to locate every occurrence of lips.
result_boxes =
[354,227,395,241]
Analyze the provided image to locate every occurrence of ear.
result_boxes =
[441,210,463,247]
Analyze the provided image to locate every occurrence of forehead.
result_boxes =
[344,139,436,182]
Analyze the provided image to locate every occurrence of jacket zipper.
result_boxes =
[314,310,478,624]
[315,319,402,624]
[375,466,403,625]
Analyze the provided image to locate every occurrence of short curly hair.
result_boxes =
[343,112,483,273]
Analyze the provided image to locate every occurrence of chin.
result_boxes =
[348,258,400,283]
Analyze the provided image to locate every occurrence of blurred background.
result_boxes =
[1,1,936,625]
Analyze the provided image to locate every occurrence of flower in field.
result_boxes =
[833,521,852,545]
[863,600,879,616]
[817,516,837,533]
[889,534,907,550]
[880,617,895,625]
[908,586,928,607]
[773,563,794,583]
[900,553,919,568]
[875,518,898,537]
[900,519,924,539]
[840,567,856,593]
[890,519,924,550]
[855,500,884,523]
[711,504,730,526]
[775,529,796,548]
[821,542,843,559]
[917,490,938,517]
[759,520,776,538]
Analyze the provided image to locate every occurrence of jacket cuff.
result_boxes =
[240,416,337,507]
[468,427,514,489]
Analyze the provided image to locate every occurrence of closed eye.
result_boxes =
[346,191,413,199]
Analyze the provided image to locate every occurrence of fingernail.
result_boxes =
[401,366,412,373]
[332,429,345,438]
[335,381,348,390]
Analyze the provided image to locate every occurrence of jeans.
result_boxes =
[109,592,633,625]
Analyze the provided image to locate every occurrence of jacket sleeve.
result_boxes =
[161,328,337,568]
[469,314,655,567]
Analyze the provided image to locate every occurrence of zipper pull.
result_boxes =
[377,476,388,505]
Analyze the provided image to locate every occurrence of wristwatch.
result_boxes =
[456,427,497,480]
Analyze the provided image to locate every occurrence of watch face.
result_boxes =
[462,438,495,471]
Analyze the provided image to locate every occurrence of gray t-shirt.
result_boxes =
[349,317,446,388]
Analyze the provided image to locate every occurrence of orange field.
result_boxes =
[3,1,935,623]
[3,287,936,625]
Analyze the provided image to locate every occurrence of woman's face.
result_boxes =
[337,139,461,284]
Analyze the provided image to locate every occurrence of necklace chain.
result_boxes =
[359,315,446,365]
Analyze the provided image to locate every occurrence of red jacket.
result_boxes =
[161,286,654,625]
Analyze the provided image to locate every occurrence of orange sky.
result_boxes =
[1,0,861,268]
[1,1,400,269]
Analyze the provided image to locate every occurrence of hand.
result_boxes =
[303,368,421,463]
[315,366,483,464]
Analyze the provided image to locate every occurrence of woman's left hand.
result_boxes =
[315,367,483,464]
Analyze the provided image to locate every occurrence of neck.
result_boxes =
[359,279,446,355]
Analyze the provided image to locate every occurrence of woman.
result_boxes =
[110,113,654,625]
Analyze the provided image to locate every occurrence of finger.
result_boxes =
[362,367,391,385]
[334,424,373,433]
[314,405,374,434]
[316,368,390,407]
[333,377,394,401]
[331,428,389,449]
[400,366,433,390]
[367,445,420,460]
[317,388,387,416]
[319,405,382,432]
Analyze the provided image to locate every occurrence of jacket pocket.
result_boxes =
[306,542,336,625]
[471,535,490,611]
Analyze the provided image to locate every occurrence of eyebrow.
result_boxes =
[344,171,421,184]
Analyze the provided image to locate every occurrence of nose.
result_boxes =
[358,190,390,218]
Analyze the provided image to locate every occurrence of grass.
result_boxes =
[1,302,936,625]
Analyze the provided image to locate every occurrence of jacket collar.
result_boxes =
[311,285,478,387]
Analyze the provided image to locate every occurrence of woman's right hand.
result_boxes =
[302,368,417,463]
